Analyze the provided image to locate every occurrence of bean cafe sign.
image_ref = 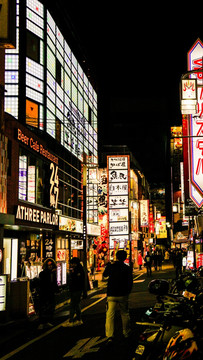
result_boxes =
[16,127,59,225]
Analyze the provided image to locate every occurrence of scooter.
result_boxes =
[141,279,197,324]
[132,281,203,359]
[133,311,185,359]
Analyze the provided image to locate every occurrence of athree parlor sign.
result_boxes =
[16,205,58,226]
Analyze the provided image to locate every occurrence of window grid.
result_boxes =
[5,1,98,163]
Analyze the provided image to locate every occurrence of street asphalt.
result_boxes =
[0,262,176,360]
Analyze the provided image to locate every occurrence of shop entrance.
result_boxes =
[3,238,18,280]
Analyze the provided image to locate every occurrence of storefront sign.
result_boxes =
[187,39,203,208]
[109,221,129,235]
[181,79,197,100]
[189,117,203,196]
[59,216,83,233]
[16,205,58,225]
[87,223,101,236]
[108,155,130,249]
[109,195,128,208]
[56,249,66,261]
[71,239,83,249]
[109,183,128,195]
[109,208,128,222]
[0,275,7,311]
[140,200,149,227]
[108,156,128,170]
[181,79,197,115]
[17,128,58,165]
[43,234,55,258]
[109,235,129,249]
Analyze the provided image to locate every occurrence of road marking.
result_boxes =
[0,295,107,360]
[133,279,145,283]
[81,294,106,313]
[134,272,144,280]
[89,293,106,299]
[63,336,107,358]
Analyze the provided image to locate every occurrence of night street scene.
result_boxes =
[1,1,203,359]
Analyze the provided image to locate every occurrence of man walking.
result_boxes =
[144,252,152,276]
[63,257,85,327]
[103,250,133,343]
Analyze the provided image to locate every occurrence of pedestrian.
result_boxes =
[175,250,182,278]
[153,251,158,271]
[164,250,170,262]
[63,257,85,327]
[103,250,133,343]
[38,258,58,330]
[144,252,152,276]
[157,250,163,271]
[138,251,143,270]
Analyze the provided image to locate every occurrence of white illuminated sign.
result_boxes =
[189,118,203,196]
[0,275,6,311]
[71,239,83,250]
[109,235,129,249]
[109,208,129,222]
[108,155,130,249]
[59,216,83,233]
[108,157,128,169]
[28,166,35,203]
[109,183,128,195]
[187,39,203,206]
[16,205,58,225]
[109,222,129,235]
[0,275,7,311]
[19,155,27,200]
[11,239,18,281]
[109,195,128,208]
[181,79,197,100]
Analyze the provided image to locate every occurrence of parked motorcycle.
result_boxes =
[132,275,203,359]
[133,311,186,359]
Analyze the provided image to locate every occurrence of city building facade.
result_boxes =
[0,0,99,316]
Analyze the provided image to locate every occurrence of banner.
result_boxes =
[140,200,149,227]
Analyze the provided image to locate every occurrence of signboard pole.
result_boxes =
[82,153,88,297]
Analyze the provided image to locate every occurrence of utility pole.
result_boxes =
[82,152,88,297]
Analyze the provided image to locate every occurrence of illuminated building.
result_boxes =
[0,0,98,311]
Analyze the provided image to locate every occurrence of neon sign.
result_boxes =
[17,128,58,165]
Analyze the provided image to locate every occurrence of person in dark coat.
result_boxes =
[144,252,152,276]
[103,250,133,342]
[63,257,85,327]
[175,250,182,278]
[38,258,57,329]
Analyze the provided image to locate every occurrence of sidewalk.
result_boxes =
[0,262,176,350]
[0,263,174,329]
[0,271,107,329]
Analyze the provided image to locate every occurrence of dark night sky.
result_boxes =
[50,1,203,184]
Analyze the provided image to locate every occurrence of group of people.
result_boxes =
[138,249,167,276]
[37,257,85,329]
[36,247,188,342]
[37,250,133,344]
